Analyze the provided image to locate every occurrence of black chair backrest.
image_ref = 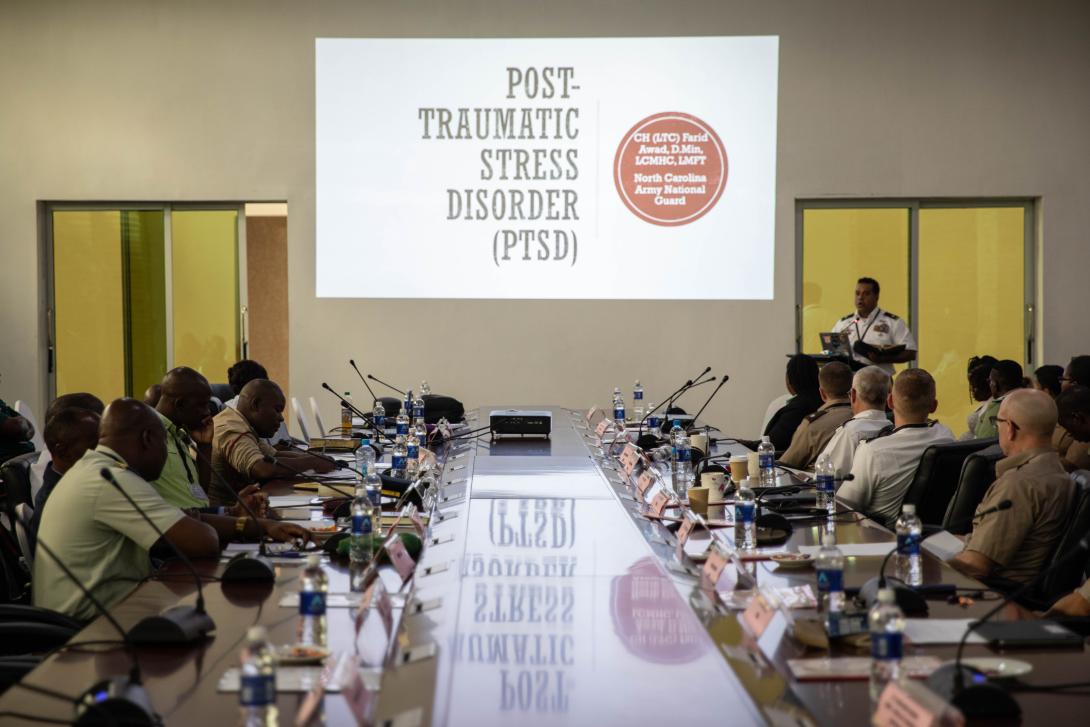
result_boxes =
[0,451,39,521]
[1035,471,1090,604]
[210,383,235,403]
[902,438,996,526]
[942,444,1005,535]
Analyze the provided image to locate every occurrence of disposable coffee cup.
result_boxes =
[730,455,749,483]
[690,432,709,454]
[702,471,727,503]
[747,452,761,480]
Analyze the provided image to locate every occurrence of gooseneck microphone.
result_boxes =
[184,437,277,583]
[637,370,711,445]
[368,373,406,396]
[349,359,381,404]
[34,535,158,726]
[99,468,215,644]
[688,374,730,430]
[667,366,712,410]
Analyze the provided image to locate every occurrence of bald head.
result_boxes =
[891,369,938,423]
[998,389,1058,455]
[157,366,212,431]
[99,398,168,481]
[237,379,286,439]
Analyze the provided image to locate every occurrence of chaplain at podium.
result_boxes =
[831,277,917,374]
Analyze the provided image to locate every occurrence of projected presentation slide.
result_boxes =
[316,36,779,300]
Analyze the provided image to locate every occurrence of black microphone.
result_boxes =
[183,436,278,583]
[99,468,215,644]
[926,534,1090,721]
[349,359,381,404]
[637,372,709,445]
[368,373,406,396]
[668,366,711,409]
[34,535,158,725]
[688,374,730,431]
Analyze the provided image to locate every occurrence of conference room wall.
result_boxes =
[1,0,1087,435]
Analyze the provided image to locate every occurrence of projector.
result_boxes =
[489,410,552,439]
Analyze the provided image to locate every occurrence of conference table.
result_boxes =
[3,406,1088,726]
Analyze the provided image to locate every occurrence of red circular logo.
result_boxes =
[613,112,728,227]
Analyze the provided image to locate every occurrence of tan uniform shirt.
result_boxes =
[778,400,853,469]
[211,406,277,506]
[1078,579,1090,605]
[964,448,1074,583]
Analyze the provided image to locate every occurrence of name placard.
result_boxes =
[636,471,655,496]
[649,491,669,517]
[742,592,776,637]
[595,419,612,438]
[873,680,963,727]
[703,546,728,586]
[385,534,417,581]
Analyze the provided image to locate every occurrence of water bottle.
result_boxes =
[894,504,923,587]
[392,435,408,479]
[815,453,837,514]
[350,480,374,564]
[395,408,410,437]
[420,379,431,395]
[354,436,373,479]
[669,420,684,455]
[673,433,693,501]
[869,588,905,702]
[412,394,425,425]
[239,625,276,724]
[632,380,645,422]
[735,478,756,550]
[406,429,420,478]
[341,392,353,435]
[815,529,845,614]
[646,403,660,430]
[297,554,327,647]
[757,435,776,486]
[365,460,383,538]
[612,390,626,428]
[372,401,386,433]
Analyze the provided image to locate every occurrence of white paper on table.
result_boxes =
[922,530,966,562]
[904,619,985,645]
[797,542,896,558]
[270,495,318,507]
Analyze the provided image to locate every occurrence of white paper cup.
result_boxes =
[747,452,761,481]
[702,471,727,503]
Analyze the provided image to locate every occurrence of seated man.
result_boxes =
[33,399,313,620]
[951,389,1074,584]
[224,359,291,447]
[211,379,335,506]
[779,361,854,469]
[30,392,105,501]
[0,392,34,465]
[152,366,264,515]
[28,406,101,554]
[1055,356,1090,471]
[972,359,1024,439]
[1048,580,1090,617]
[142,383,162,408]
[838,368,954,523]
[816,365,893,476]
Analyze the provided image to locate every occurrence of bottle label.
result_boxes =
[759,453,774,470]
[634,391,643,400]
[375,415,385,427]
[299,590,326,616]
[649,416,660,428]
[677,447,691,463]
[871,632,903,661]
[897,533,921,556]
[413,406,424,418]
[367,489,381,507]
[352,514,372,537]
[407,444,419,459]
[240,673,275,706]
[614,406,625,420]
[816,567,844,593]
[397,423,408,435]
[739,501,755,524]
[817,474,835,494]
[392,455,407,471]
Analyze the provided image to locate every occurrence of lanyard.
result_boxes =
[853,308,881,343]
[170,427,195,484]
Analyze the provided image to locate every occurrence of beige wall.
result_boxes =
[2,0,1088,434]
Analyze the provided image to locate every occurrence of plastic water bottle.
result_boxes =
[412,394,425,425]
[395,408,410,437]
[297,554,327,647]
[735,478,756,550]
[632,380,645,422]
[816,529,845,614]
[354,436,374,478]
[612,390,626,428]
[341,392,353,435]
[646,403,660,430]
[392,435,408,479]
[669,420,684,454]
[757,435,776,486]
[365,459,383,538]
[869,588,905,702]
[420,379,431,395]
[350,480,374,564]
[673,433,693,501]
[894,504,923,587]
[372,401,386,433]
[815,453,837,514]
[239,625,276,724]
[406,429,420,478]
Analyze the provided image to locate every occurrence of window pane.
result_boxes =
[171,210,239,382]
[919,207,1025,434]
[53,211,126,401]
[123,210,167,397]
[801,208,911,353]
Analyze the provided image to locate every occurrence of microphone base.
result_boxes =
[221,551,277,583]
[926,663,1021,722]
[75,675,158,726]
[127,604,215,645]
[858,576,929,616]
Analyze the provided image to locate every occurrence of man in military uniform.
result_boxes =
[779,361,854,469]
[831,277,917,374]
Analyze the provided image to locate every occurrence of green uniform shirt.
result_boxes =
[972,396,1003,440]
[148,409,210,509]
[0,398,34,463]
[32,445,185,620]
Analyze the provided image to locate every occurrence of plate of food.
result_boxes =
[769,553,814,569]
[301,519,342,542]
[276,644,331,665]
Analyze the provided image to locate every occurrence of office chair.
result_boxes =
[901,438,996,528]
[292,397,312,442]
[1,452,39,524]
[942,444,1005,535]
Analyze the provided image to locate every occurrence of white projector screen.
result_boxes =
[316,36,779,300]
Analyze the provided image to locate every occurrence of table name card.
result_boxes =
[636,471,655,495]
[703,546,728,586]
[649,490,669,516]
[741,592,776,637]
[385,534,417,582]
[595,419,612,438]
[873,680,964,727]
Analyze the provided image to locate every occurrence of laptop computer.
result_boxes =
[819,331,851,356]
[975,619,1085,648]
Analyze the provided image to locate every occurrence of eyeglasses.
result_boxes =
[993,416,1020,432]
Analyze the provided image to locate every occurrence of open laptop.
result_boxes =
[819,331,851,356]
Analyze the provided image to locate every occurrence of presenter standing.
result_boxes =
[831,277,916,374]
